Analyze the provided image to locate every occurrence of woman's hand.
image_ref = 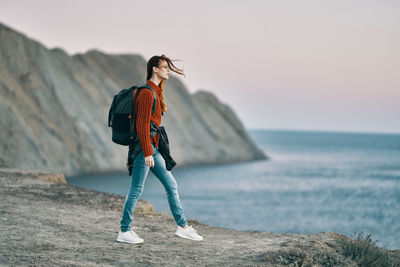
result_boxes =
[145,155,155,167]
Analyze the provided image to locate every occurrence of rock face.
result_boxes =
[0,22,267,176]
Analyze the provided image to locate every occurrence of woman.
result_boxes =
[117,55,203,244]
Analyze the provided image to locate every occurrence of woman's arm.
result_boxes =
[136,89,155,160]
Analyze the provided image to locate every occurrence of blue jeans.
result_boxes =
[120,143,188,232]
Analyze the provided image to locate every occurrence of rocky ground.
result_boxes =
[1,168,397,266]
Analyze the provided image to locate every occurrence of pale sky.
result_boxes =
[1,0,399,133]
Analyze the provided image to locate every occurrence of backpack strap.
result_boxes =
[138,84,157,115]
[129,84,158,136]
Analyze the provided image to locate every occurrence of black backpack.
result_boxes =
[108,84,157,145]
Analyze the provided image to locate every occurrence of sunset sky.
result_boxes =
[1,0,399,133]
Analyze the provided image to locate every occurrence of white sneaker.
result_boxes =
[116,228,144,244]
[175,225,203,241]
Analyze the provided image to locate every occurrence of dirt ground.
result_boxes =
[0,168,361,266]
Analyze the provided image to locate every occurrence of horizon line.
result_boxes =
[247,127,400,135]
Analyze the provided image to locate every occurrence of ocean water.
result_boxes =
[67,129,400,249]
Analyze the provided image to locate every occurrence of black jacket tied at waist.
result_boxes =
[126,121,177,175]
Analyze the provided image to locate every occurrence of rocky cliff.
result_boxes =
[0,22,267,176]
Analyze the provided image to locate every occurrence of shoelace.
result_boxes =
[130,227,139,237]
[188,225,198,234]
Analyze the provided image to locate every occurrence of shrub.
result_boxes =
[339,231,400,267]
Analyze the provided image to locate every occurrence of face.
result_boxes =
[154,60,170,80]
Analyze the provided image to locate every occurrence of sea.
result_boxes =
[66,129,400,249]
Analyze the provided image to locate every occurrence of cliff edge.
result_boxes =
[3,168,399,266]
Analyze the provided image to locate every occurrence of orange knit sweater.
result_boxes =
[135,80,162,157]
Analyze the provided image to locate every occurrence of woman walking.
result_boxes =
[116,55,203,244]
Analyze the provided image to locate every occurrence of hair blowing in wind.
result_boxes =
[146,55,185,112]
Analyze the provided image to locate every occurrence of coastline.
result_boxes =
[1,168,398,266]
[65,156,269,179]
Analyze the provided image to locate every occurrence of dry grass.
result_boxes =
[338,231,400,267]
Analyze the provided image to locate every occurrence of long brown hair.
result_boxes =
[146,55,185,112]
